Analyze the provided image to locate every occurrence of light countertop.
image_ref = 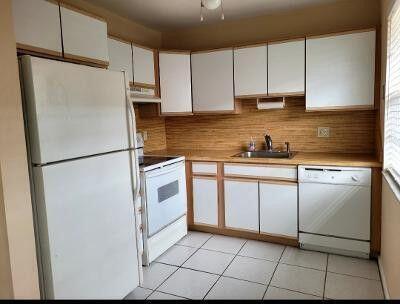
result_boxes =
[147,149,382,168]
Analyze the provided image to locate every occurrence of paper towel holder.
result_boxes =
[256,96,286,110]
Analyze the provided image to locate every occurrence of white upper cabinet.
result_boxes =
[12,0,62,56]
[132,45,156,86]
[306,30,376,111]
[60,5,109,65]
[234,45,268,97]
[268,39,305,96]
[159,51,192,114]
[191,49,235,113]
[107,37,133,84]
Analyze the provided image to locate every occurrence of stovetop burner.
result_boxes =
[140,156,179,167]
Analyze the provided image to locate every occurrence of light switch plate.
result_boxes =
[143,131,148,141]
[317,127,330,138]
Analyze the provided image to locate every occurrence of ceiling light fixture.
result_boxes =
[200,0,225,22]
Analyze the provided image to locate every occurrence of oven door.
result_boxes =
[144,161,187,237]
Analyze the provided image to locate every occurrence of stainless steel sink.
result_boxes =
[234,150,295,159]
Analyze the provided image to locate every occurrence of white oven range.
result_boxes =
[139,155,187,265]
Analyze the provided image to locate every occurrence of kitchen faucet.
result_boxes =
[264,132,273,151]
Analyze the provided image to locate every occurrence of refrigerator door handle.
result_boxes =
[124,71,141,203]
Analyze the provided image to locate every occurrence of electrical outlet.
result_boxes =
[317,127,330,138]
[143,131,148,141]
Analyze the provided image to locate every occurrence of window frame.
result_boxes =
[383,0,400,202]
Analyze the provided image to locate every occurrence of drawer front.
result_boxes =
[224,163,297,181]
[192,162,217,175]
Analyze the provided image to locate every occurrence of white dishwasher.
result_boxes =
[298,166,371,258]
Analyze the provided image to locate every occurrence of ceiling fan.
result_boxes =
[200,0,225,22]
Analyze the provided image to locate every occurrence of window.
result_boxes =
[385,1,400,189]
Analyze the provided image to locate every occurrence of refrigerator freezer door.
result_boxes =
[33,151,139,299]
[21,56,130,164]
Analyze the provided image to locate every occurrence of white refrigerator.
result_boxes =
[20,56,142,299]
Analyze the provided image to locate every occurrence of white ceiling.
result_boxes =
[85,0,342,31]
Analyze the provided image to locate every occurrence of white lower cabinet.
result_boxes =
[259,182,298,237]
[193,177,218,226]
[224,179,259,232]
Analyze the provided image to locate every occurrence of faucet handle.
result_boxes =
[285,142,290,153]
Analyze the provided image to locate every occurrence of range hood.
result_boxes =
[130,86,161,103]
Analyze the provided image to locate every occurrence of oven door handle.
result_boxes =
[145,162,185,178]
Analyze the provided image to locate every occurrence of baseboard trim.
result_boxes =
[378,256,390,300]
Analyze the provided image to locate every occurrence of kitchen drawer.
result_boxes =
[192,162,217,175]
[224,163,297,181]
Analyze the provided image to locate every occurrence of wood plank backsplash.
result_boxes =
[134,105,167,152]
[165,99,377,154]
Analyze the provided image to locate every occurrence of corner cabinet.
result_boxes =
[60,4,109,66]
[234,45,268,98]
[268,39,305,97]
[107,37,134,85]
[159,51,193,115]
[191,49,236,113]
[306,29,376,111]
[12,0,62,57]
[132,45,156,87]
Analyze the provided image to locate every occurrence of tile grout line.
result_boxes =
[278,261,327,272]
[148,290,191,300]
[267,285,322,299]
[261,245,286,299]
[322,253,329,299]
[202,239,248,300]
[146,233,214,299]
[326,270,382,282]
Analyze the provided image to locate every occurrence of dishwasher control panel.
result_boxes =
[298,166,371,186]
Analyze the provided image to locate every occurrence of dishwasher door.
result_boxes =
[298,166,372,241]
[299,182,371,240]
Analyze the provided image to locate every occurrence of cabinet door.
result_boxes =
[132,45,156,86]
[234,45,268,97]
[268,39,305,96]
[260,182,298,237]
[107,37,133,84]
[159,52,192,114]
[60,5,109,65]
[191,49,235,112]
[12,0,62,56]
[306,30,375,110]
[224,179,259,232]
[193,177,218,226]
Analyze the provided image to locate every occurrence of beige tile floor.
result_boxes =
[126,231,384,300]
